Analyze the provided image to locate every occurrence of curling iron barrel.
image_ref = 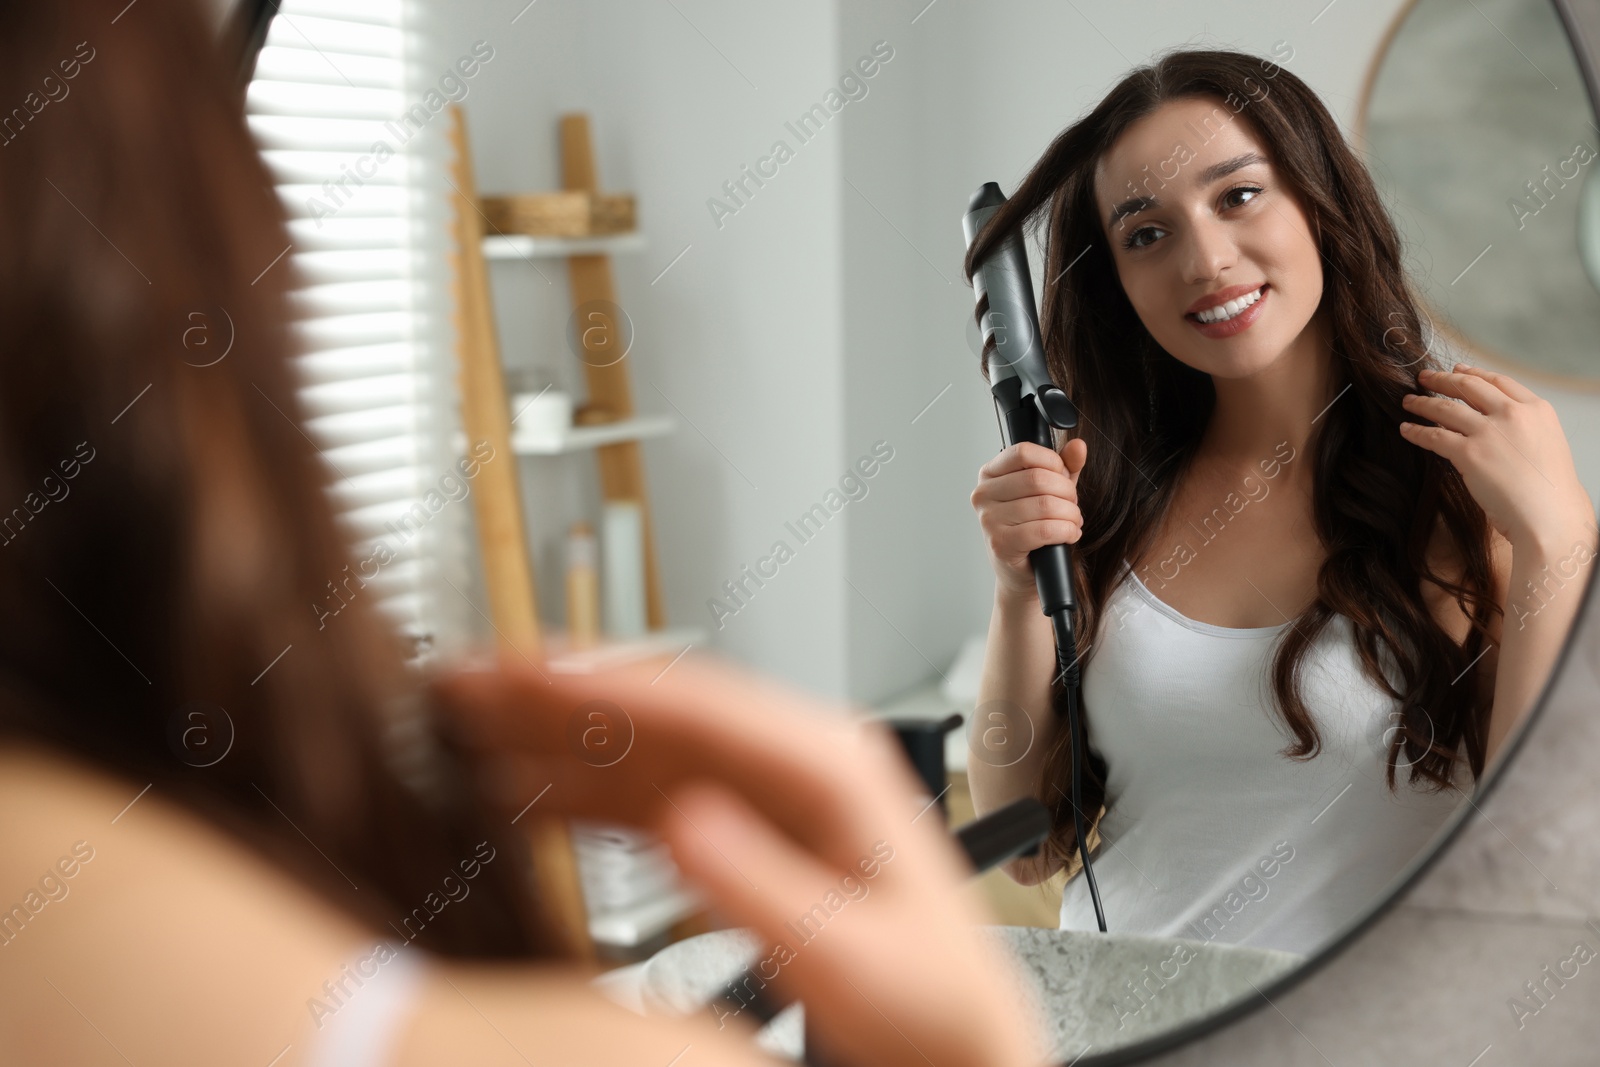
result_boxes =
[962,181,1079,621]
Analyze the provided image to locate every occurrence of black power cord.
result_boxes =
[1054,611,1105,932]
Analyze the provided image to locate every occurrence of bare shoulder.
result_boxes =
[0,739,372,1063]
[0,740,774,1066]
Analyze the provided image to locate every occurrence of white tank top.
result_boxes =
[303,942,429,1067]
[1057,560,1469,956]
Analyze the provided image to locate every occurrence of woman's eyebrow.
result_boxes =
[1104,151,1269,230]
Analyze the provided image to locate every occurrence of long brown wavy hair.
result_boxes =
[0,0,561,957]
[962,48,1498,876]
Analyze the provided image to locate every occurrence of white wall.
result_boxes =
[443,0,1600,705]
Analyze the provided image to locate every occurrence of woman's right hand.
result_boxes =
[436,653,1047,1067]
[970,438,1088,604]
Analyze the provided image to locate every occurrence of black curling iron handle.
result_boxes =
[993,375,1075,619]
[1029,545,1074,620]
[955,796,1054,871]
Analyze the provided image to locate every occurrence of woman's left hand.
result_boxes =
[1399,363,1595,552]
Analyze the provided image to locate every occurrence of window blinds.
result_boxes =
[243,2,702,950]
[244,0,467,654]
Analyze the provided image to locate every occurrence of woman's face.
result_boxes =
[1092,94,1325,380]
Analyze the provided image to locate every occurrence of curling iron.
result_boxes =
[961,181,1106,933]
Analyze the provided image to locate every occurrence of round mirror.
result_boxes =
[226,1,1600,1064]
[1361,0,1600,385]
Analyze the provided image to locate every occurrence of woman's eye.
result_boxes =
[1119,186,1265,251]
[1225,185,1264,208]
[1122,225,1162,251]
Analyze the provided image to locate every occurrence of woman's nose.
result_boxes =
[1180,216,1236,284]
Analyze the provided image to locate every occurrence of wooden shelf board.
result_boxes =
[483,232,645,260]
[511,413,674,456]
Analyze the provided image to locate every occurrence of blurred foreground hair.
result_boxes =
[0,0,560,958]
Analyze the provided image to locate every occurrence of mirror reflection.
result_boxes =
[433,0,1597,1052]
[3,1,1597,1065]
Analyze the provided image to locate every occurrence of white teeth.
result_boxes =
[1196,286,1264,323]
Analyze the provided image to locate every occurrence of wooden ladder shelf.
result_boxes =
[558,112,667,631]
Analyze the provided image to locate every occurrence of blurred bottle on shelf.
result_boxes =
[565,520,600,648]
[602,499,647,638]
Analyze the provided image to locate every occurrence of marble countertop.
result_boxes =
[595,925,1303,1063]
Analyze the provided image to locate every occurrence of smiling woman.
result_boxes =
[1095,98,1332,390]
[962,46,1597,961]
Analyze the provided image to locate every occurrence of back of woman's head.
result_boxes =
[0,0,559,958]
[964,48,1497,874]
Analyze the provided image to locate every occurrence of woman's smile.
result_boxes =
[1186,282,1269,338]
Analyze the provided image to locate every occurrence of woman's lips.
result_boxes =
[1186,284,1268,339]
